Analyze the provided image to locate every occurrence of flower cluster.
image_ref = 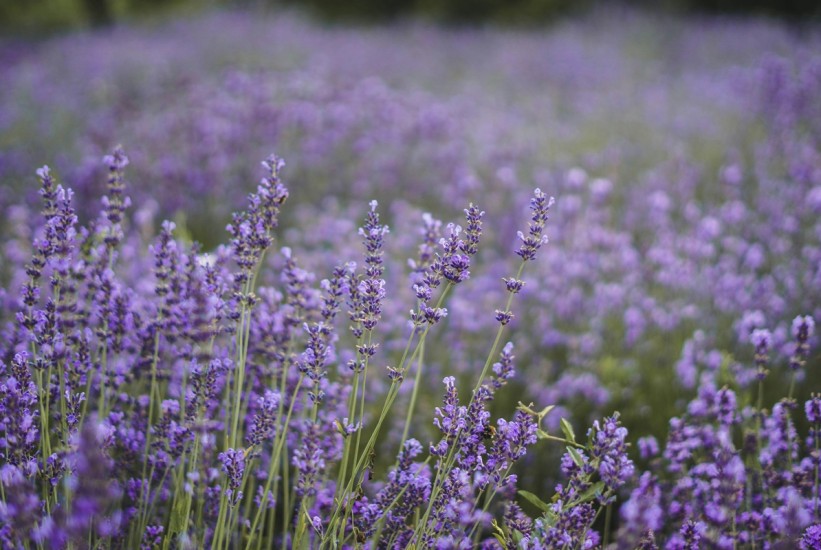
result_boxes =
[619,317,820,548]
[0,149,587,548]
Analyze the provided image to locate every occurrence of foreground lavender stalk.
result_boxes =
[413,188,553,545]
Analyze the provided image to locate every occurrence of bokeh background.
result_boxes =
[2,0,820,511]
[1,0,820,31]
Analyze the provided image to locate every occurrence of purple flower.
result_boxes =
[669,520,707,550]
[227,154,288,290]
[351,200,389,332]
[0,464,41,545]
[801,525,821,550]
[638,436,660,459]
[65,421,123,542]
[621,473,663,535]
[589,413,634,494]
[806,395,821,425]
[790,315,815,371]
[102,146,131,238]
[218,448,246,506]
[293,422,326,499]
[515,189,554,262]
[141,525,164,549]
[0,358,40,467]
[460,204,484,256]
[247,390,281,447]
[751,328,772,380]
[431,376,466,457]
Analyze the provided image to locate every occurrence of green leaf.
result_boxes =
[536,428,551,440]
[560,418,576,443]
[490,520,507,546]
[577,481,606,503]
[518,402,556,422]
[535,404,556,422]
[490,519,504,536]
[518,490,551,513]
[566,446,584,467]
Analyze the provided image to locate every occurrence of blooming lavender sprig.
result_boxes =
[751,328,771,381]
[452,342,517,486]
[247,389,281,447]
[430,376,466,458]
[299,322,333,404]
[460,203,484,256]
[101,146,131,248]
[521,413,632,548]
[357,439,431,543]
[408,212,442,284]
[0,354,40,467]
[789,315,815,399]
[514,189,554,262]
[790,316,815,371]
[19,167,78,336]
[802,525,821,549]
[293,422,325,500]
[409,206,482,328]
[485,409,538,486]
[494,189,554,327]
[0,463,41,547]
[439,224,470,285]
[218,448,246,507]
[590,413,635,498]
[227,154,289,293]
[523,442,599,548]
[353,200,389,332]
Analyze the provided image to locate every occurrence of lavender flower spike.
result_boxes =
[515,189,555,262]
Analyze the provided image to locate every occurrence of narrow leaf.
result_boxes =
[560,418,576,443]
[578,481,606,503]
[566,446,584,467]
[518,490,551,513]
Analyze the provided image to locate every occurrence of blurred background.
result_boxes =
[1,0,819,33]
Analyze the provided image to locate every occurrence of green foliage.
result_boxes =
[0,0,85,34]
[0,0,198,34]
[273,0,585,24]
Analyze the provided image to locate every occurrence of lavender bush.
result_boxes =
[0,148,615,547]
[0,145,817,548]
[1,7,820,548]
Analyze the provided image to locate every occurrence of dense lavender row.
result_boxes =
[0,147,818,548]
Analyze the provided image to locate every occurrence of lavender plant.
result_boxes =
[1,149,642,548]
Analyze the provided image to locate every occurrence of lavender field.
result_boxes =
[1,8,820,548]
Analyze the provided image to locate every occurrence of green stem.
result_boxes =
[415,263,525,544]
[229,302,252,449]
[353,330,372,469]
[245,375,305,549]
[814,422,819,520]
[788,371,797,401]
[399,340,425,453]
[603,502,612,547]
[322,380,403,547]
